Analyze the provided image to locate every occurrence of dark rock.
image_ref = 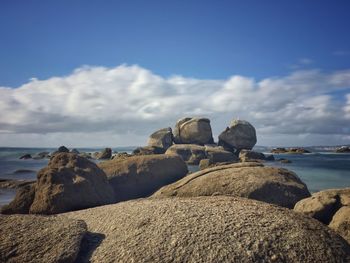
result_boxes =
[58,146,69,153]
[99,154,188,202]
[33,151,50,159]
[95,148,112,159]
[335,146,350,153]
[70,148,80,154]
[19,154,32,160]
[271,147,311,154]
[1,184,35,214]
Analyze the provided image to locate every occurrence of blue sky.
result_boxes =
[1,0,350,87]
[0,1,350,147]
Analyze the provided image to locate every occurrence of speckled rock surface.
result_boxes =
[295,188,350,243]
[0,214,87,263]
[153,162,310,208]
[63,196,350,263]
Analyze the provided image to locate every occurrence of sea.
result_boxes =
[0,147,350,207]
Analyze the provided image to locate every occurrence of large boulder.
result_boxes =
[173,117,214,145]
[29,153,115,214]
[204,145,238,163]
[0,214,86,263]
[165,144,206,165]
[148,127,173,150]
[294,188,350,243]
[64,196,350,262]
[153,162,310,208]
[98,154,188,202]
[218,119,257,152]
[1,184,35,214]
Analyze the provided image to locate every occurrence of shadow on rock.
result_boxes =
[76,232,106,262]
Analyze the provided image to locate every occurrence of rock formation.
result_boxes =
[153,162,310,208]
[173,117,214,145]
[94,148,112,159]
[147,127,173,150]
[271,147,311,154]
[133,146,165,155]
[1,184,35,214]
[0,214,86,263]
[294,188,350,243]
[218,119,257,152]
[63,196,350,262]
[98,154,188,202]
[165,144,206,164]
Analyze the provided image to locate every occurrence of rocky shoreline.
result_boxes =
[1,117,350,262]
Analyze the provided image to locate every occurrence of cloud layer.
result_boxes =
[0,65,349,147]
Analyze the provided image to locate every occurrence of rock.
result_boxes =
[112,152,132,160]
[329,206,350,243]
[294,188,350,243]
[19,154,32,159]
[64,196,350,263]
[218,119,257,152]
[0,214,86,263]
[173,117,214,145]
[148,127,173,150]
[199,158,212,170]
[95,148,112,159]
[0,179,35,189]
[165,144,206,164]
[78,152,92,159]
[133,146,165,155]
[335,146,350,153]
[29,153,115,214]
[204,145,238,163]
[58,145,69,153]
[70,148,80,154]
[271,147,311,154]
[1,184,35,214]
[33,151,50,159]
[153,162,310,208]
[13,169,36,174]
[99,154,188,202]
[265,154,275,161]
[279,158,292,163]
[239,149,266,162]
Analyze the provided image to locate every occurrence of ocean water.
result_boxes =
[0,147,350,206]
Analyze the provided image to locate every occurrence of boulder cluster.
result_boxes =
[1,117,350,262]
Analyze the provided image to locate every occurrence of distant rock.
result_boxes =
[0,214,86,263]
[133,146,165,155]
[78,152,92,159]
[153,162,310,208]
[271,147,311,154]
[165,144,206,165]
[279,158,292,163]
[70,148,80,154]
[58,145,69,153]
[19,154,32,160]
[1,184,35,214]
[33,151,50,159]
[218,119,257,152]
[335,146,350,153]
[29,153,115,214]
[0,179,35,189]
[294,188,350,243]
[99,154,188,202]
[64,196,350,263]
[94,148,112,159]
[148,127,173,150]
[173,117,214,145]
[13,169,36,174]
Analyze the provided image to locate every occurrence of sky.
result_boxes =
[0,0,350,147]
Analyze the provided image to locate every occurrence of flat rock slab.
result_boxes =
[0,214,87,263]
[64,196,350,263]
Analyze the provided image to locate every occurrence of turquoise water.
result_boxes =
[0,148,350,206]
[266,152,350,193]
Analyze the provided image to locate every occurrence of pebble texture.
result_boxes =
[64,196,350,263]
[0,214,87,263]
[153,162,310,208]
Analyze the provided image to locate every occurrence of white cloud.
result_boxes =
[0,65,349,147]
